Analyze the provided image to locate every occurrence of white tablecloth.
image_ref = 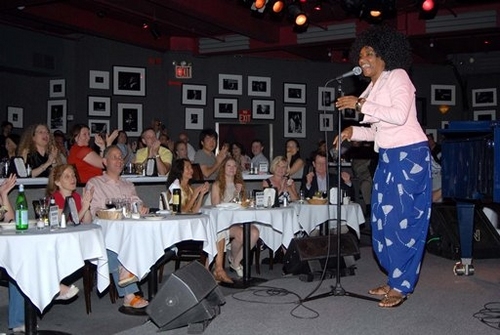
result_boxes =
[200,206,301,251]
[95,213,216,280]
[0,224,109,312]
[291,202,365,238]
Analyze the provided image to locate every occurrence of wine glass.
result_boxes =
[105,198,115,209]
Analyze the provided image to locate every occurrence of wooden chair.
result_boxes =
[251,239,274,275]
[83,261,118,314]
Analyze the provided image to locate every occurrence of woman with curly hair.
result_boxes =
[210,157,259,284]
[334,25,431,308]
[17,124,62,178]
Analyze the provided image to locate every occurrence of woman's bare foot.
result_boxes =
[378,289,407,308]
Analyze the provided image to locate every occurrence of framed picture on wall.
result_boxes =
[284,106,306,138]
[318,87,335,111]
[118,103,143,137]
[425,128,437,142]
[431,85,456,105]
[7,106,23,128]
[441,120,449,129]
[113,66,146,96]
[214,98,238,118]
[284,83,306,104]
[319,114,333,131]
[88,96,111,117]
[472,88,497,107]
[182,84,207,105]
[89,70,110,90]
[49,79,65,98]
[248,76,271,97]
[88,119,110,137]
[218,74,242,95]
[251,99,275,120]
[185,108,204,130]
[47,100,67,133]
[473,110,496,121]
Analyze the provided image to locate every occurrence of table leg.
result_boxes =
[25,298,71,335]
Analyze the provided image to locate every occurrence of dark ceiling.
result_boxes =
[0,0,499,65]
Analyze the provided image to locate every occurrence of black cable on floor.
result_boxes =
[473,302,500,330]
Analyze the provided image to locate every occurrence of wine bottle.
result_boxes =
[172,188,181,213]
[15,184,29,231]
[49,197,59,229]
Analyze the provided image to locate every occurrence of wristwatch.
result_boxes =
[355,98,363,113]
[154,154,160,159]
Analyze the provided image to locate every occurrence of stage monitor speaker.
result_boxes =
[427,203,500,259]
[146,261,225,332]
[282,233,360,275]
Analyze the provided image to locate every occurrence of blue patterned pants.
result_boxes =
[371,141,432,295]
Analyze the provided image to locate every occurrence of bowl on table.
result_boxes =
[96,209,123,220]
[307,197,328,205]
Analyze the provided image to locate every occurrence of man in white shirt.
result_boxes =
[250,139,269,170]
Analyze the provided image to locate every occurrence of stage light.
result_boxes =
[418,0,438,20]
[251,0,268,14]
[254,0,266,9]
[142,22,149,29]
[150,23,161,40]
[314,0,323,11]
[271,0,285,13]
[288,4,308,27]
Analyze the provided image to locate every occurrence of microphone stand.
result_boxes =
[302,78,377,303]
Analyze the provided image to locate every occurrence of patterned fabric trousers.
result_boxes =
[371,141,432,295]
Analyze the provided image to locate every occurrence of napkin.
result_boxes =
[216,203,241,210]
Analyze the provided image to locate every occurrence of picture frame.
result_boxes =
[218,74,242,95]
[472,88,497,107]
[182,84,207,105]
[185,108,204,130]
[47,100,67,133]
[117,103,143,137]
[319,114,334,131]
[425,128,437,142]
[473,110,496,121]
[431,84,456,106]
[89,70,110,90]
[284,106,306,138]
[214,98,238,119]
[88,96,111,117]
[248,76,271,97]
[7,106,23,128]
[441,120,449,129]
[49,79,65,98]
[284,83,306,104]
[251,99,275,120]
[113,66,146,96]
[88,119,110,137]
[318,87,335,111]
[343,109,358,121]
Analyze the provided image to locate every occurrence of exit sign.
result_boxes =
[239,109,251,124]
[175,65,192,78]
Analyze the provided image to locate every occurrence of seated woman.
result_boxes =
[173,140,190,161]
[285,139,305,179]
[17,124,62,178]
[46,164,93,224]
[230,141,251,172]
[263,156,299,205]
[67,124,118,184]
[4,133,20,160]
[166,158,210,213]
[5,174,77,333]
[211,157,260,283]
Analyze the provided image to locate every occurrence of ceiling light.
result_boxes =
[314,0,323,11]
[418,0,438,20]
[254,0,266,10]
[271,0,285,13]
[288,4,308,27]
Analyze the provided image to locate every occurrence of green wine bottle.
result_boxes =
[15,184,29,231]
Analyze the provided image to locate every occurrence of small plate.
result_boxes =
[141,214,165,221]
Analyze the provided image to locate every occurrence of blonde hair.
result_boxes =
[269,155,287,174]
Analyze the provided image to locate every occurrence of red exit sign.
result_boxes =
[239,109,251,124]
[175,65,192,79]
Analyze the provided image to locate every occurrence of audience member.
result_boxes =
[231,141,251,171]
[134,128,172,176]
[166,158,210,213]
[68,124,118,184]
[285,139,304,179]
[46,164,93,223]
[0,121,13,159]
[249,139,269,168]
[53,130,69,164]
[18,124,61,178]
[151,118,165,139]
[173,140,189,160]
[159,133,174,152]
[115,130,135,166]
[86,145,149,309]
[263,156,299,204]
[300,150,355,199]
[193,128,228,180]
[211,157,259,283]
[4,133,20,160]
[178,131,196,161]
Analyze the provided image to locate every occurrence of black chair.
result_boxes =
[157,241,207,283]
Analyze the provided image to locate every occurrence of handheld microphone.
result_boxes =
[333,66,362,81]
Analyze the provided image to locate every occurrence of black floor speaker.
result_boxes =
[282,233,360,276]
[427,203,500,259]
[146,261,225,332]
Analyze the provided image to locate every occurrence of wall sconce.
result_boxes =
[439,105,450,114]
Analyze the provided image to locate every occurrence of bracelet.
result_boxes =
[355,99,363,113]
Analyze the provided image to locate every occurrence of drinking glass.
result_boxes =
[105,198,115,209]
